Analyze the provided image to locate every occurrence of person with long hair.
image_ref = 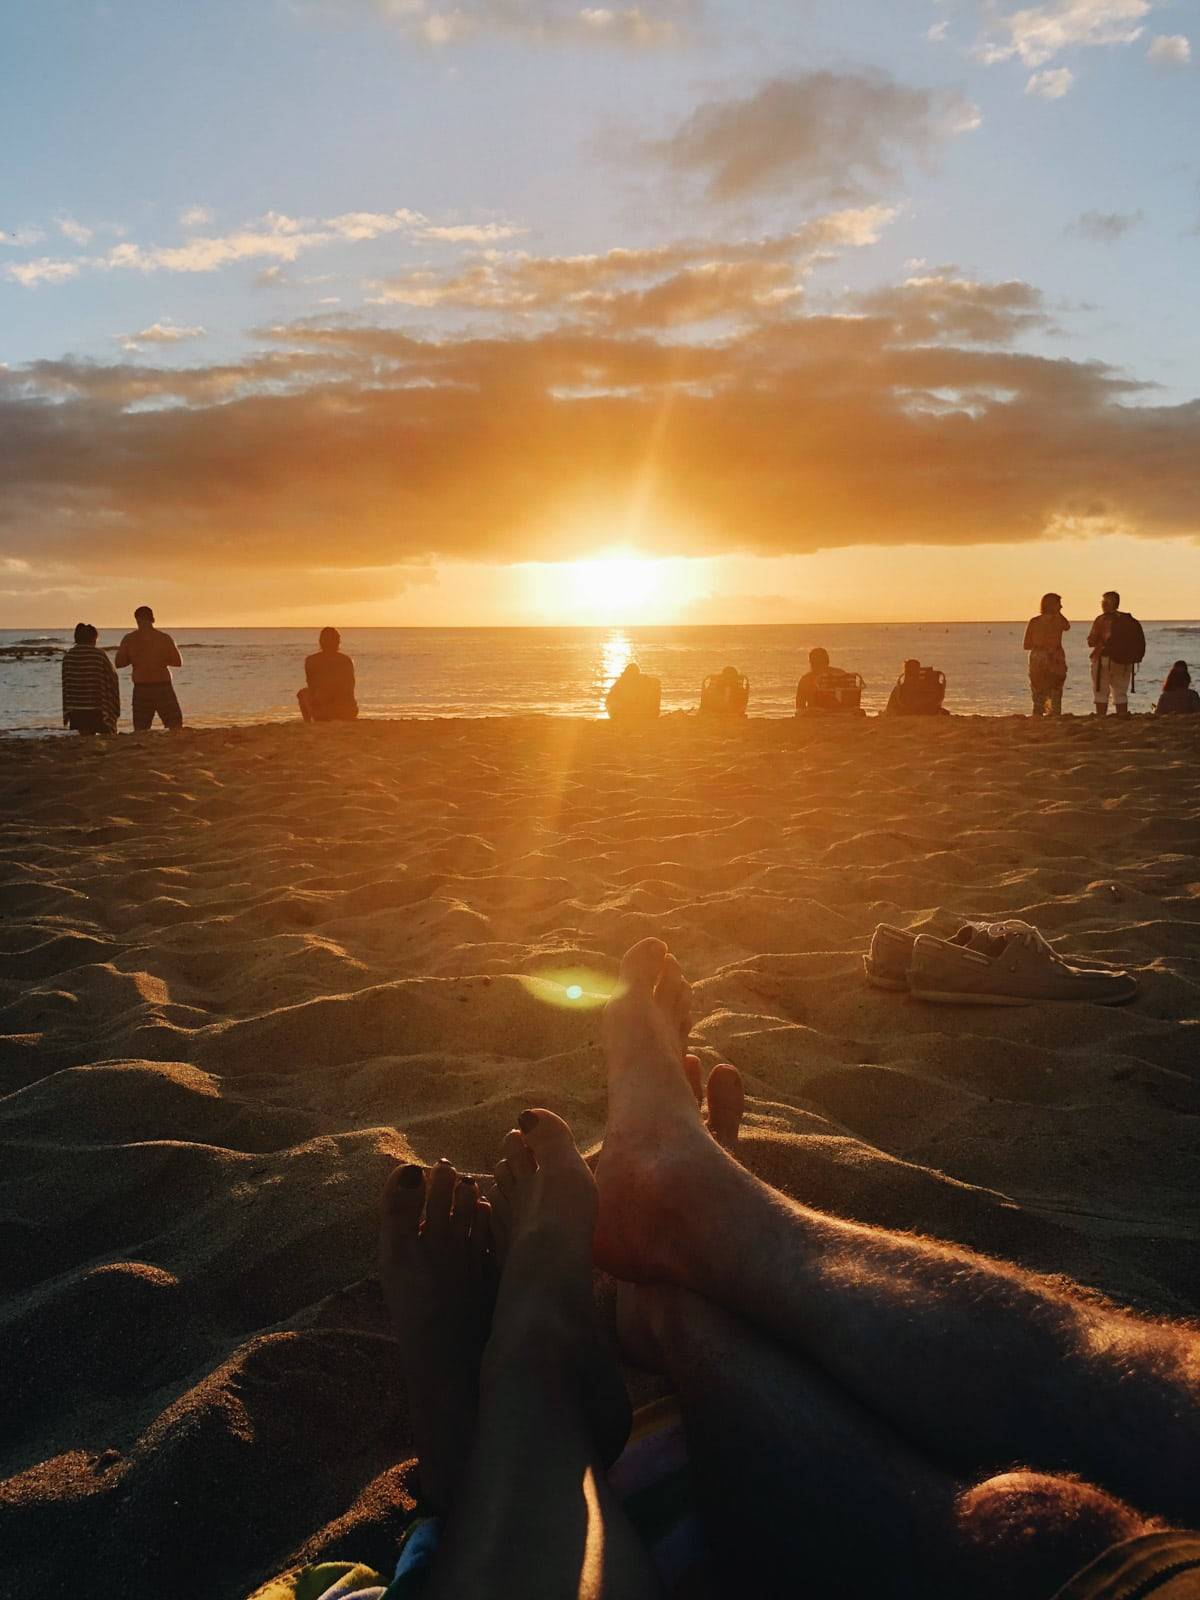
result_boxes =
[1154,661,1200,716]
[1023,592,1070,716]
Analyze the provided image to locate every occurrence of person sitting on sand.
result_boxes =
[114,605,183,731]
[60,622,120,736]
[298,627,358,723]
[795,647,864,714]
[1023,592,1070,717]
[885,658,948,716]
[699,665,749,716]
[337,937,1200,1600]
[605,661,660,725]
[1154,662,1200,717]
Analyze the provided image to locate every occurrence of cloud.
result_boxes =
[649,71,980,204]
[853,270,1055,343]
[1,206,516,287]
[976,1,1152,68]
[4,258,81,287]
[370,207,894,326]
[116,322,207,351]
[1067,208,1145,240]
[180,204,216,227]
[321,0,694,47]
[2,291,1197,609]
[56,216,93,244]
[1025,65,1075,95]
[1147,32,1190,64]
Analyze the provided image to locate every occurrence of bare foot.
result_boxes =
[486,1108,631,1465]
[595,938,733,1283]
[379,1158,494,1513]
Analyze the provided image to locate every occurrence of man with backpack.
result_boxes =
[1088,591,1146,717]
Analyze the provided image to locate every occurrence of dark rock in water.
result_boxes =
[0,645,61,660]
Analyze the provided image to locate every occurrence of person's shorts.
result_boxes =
[1053,1531,1200,1599]
[132,682,183,730]
[67,710,112,736]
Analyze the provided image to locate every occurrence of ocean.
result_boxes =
[3,622,1198,733]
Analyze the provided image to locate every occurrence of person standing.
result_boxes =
[114,605,184,730]
[297,627,358,722]
[1022,593,1070,716]
[61,622,120,736]
[1087,590,1145,718]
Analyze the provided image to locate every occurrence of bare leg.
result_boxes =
[621,1284,1153,1600]
[428,1111,661,1600]
[595,939,1200,1522]
[379,1159,494,1512]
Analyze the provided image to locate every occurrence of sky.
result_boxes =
[2,0,1199,626]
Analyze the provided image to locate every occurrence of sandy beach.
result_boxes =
[3,714,1199,1598]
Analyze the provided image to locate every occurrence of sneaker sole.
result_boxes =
[910,986,1137,1007]
[862,958,909,993]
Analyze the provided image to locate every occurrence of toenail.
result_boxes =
[517,1110,539,1133]
[398,1164,424,1188]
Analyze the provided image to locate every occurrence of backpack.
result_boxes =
[1105,613,1145,666]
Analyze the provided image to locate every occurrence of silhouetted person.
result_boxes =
[1023,592,1070,717]
[298,627,358,722]
[795,647,864,714]
[886,659,948,716]
[605,661,660,724]
[1154,661,1200,716]
[61,622,120,736]
[1088,590,1145,717]
[114,605,183,730]
[700,664,749,715]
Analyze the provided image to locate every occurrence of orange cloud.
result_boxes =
[2,298,1197,607]
[370,208,893,326]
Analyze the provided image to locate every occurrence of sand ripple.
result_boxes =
[2,715,1199,1596]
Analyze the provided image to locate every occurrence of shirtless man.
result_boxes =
[114,605,183,731]
[381,940,1200,1598]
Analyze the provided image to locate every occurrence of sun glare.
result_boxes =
[522,548,703,624]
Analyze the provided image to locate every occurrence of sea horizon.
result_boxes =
[5,620,1198,733]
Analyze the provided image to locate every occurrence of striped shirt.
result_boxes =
[61,645,121,729]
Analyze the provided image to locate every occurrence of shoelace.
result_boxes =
[980,919,1065,965]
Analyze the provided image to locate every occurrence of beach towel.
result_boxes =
[247,1396,704,1600]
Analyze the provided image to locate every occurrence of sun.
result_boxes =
[522,547,697,624]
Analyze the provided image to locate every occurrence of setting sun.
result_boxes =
[520,549,711,625]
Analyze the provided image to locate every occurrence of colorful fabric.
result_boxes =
[249,1398,703,1600]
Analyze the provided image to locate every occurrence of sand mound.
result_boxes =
[2,714,1199,1597]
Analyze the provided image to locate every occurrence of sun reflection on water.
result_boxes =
[596,630,633,716]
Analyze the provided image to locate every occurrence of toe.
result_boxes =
[501,1127,536,1176]
[451,1175,479,1233]
[617,937,667,994]
[379,1163,426,1260]
[516,1107,582,1172]
[683,1053,703,1106]
[492,1157,516,1201]
[425,1158,457,1239]
[705,1064,745,1151]
[654,955,691,1042]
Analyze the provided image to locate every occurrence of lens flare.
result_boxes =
[519,967,613,1010]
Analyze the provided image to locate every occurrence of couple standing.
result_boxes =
[1023,590,1144,718]
[61,606,183,735]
